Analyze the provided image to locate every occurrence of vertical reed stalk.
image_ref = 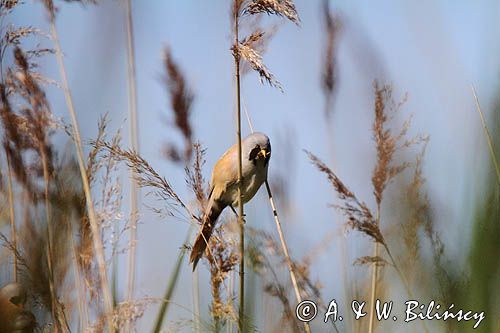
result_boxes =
[124,0,140,305]
[471,85,500,183]
[70,229,89,331]
[193,267,201,333]
[40,148,62,332]
[233,5,245,332]
[367,209,380,333]
[49,17,114,330]
[227,270,234,333]
[5,151,17,281]
[264,181,311,333]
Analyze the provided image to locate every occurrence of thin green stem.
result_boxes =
[153,227,193,332]
[471,85,500,184]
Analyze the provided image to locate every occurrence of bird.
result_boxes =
[0,283,36,333]
[189,132,271,270]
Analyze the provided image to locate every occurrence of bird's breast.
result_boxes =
[225,159,268,206]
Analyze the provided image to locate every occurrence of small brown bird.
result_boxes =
[189,132,271,269]
[0,283,36,333]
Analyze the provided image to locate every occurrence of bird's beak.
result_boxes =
[259,148,270,159]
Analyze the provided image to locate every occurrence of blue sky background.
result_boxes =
[9,0,500,331]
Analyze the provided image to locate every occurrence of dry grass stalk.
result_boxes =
[124,0,140,310]
[70,226,89,331]
[370,81,414,333]
[264,180,311,333]
[471,85,500,183]
[42,0,114,328]
[232,3,246,331]
[5,150,17,281]
[231,2,300,330]
[6,45,71,331]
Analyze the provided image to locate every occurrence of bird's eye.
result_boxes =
[249,146,260,160]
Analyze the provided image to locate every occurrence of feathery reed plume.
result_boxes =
[369,81,417,333]
[307,82,430,333]
[184,142,208,210]
[239,26,277,76]
[400,138,430,281]
[163,47,194,162]
[124,0,140,309]
[305,150,384,243]
[232,31,283,91]
[371,82,411,206]
[243,0,300,25]
[321,0,341,117]
[94,140,198,223]
[42,0,114,328]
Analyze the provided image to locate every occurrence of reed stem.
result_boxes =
[5,150,17,282]
[70,229,89,331]
[233,6,245,333]
[49,16,114,330]
[40,147,68,332]
[367,208,380,333]
[124,0,140,306]
[264,181,311,333]
[193,266,201,333]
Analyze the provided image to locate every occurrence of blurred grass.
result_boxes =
[461,100,499,333]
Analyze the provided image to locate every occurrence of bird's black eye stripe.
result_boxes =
[249,145,260,160]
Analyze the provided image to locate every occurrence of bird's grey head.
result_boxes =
[244,132,271,165]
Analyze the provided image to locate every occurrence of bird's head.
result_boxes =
[246,132,271,165]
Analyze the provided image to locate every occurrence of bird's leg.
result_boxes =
[229,205,246,223]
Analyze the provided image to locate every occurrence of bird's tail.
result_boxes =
[190,199,225,270]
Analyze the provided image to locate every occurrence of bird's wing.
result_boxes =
[211,143,239,198]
